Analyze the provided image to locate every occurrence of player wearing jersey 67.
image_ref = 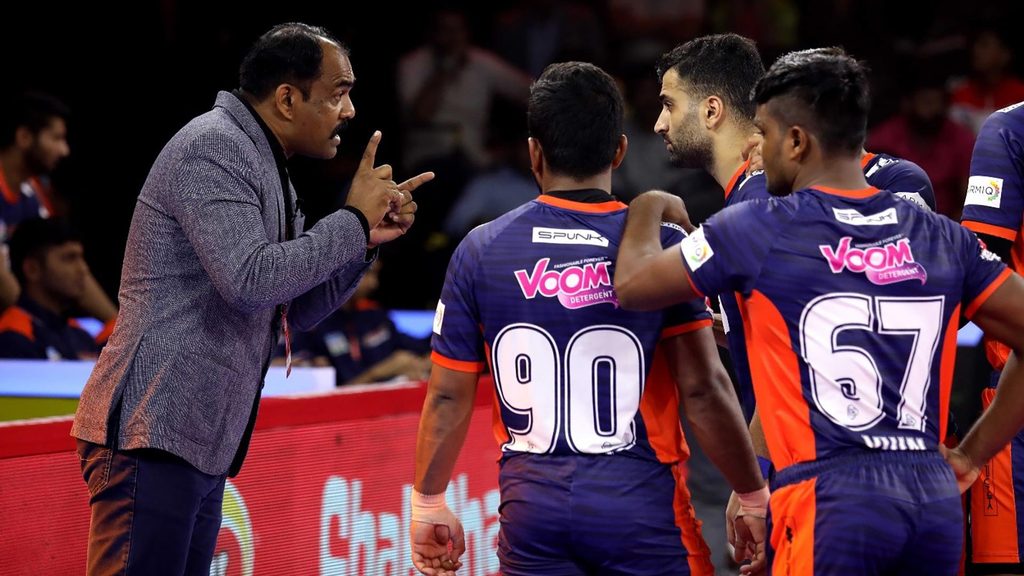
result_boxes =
[617,48,1024,576]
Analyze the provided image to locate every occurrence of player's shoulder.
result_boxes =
[979,101,1024,136]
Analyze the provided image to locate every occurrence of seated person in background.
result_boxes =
[283,260,431,385]
[0,218,112,359]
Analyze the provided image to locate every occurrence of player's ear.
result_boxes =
[787,125,808,160]
[528,137,544,183]
[704,96,724,129]
[611,134,628,169]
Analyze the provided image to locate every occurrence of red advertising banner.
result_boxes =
[0,381,501,576]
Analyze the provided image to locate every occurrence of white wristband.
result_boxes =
[411,489,447,523]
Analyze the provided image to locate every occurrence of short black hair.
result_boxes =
[8,218,80,284]
[239,22,347,101]
[527,61,623,180]
[0,91,71,149]
[656,34,764,123]
[753,47,870,155]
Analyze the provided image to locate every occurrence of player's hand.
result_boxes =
[734,513,767,575]
[940,444,981,493]
[638,190,694,232]
[410,497,465,576]
[743,134,764,174]
[346,131,404,239]
[725,490,740,550]
[368,171,433,247]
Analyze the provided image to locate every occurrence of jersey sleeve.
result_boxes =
[679,198,792,298]
[886,160,937,212]
[962,111,1024,241]
[430,236,487,373]
[658,223,713,336]
[958,225,1012,319]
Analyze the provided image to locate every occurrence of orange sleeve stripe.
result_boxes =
[0,307,35,341]
[660,319,712,339]
[742,290,814,469]
[966,268,1013,318]
[962,220,1018,241]
[95,318,116,345]
[938,305,960,443]
[639,344,688,465]
[431,351,485,373]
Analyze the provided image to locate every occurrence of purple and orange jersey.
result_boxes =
[962,101,1024,372]
[679,186,1008,471]
[862,151,936,211]
[432,193,711,463]
[961,101,1024,566]
[0,170,53,242]
[432,193,715,575]
[720,154,935,422]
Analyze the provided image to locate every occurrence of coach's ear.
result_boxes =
[611,134,628,169]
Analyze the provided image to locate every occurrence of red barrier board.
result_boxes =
[0,381,501,576]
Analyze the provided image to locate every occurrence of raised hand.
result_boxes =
[346,131,403,234]
[368,170,434,248]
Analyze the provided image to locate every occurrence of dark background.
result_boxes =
[5,0,1023,304]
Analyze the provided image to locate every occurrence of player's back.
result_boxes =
[704,187,1007,470]
[433,193,711,575]
[435,194,706,460]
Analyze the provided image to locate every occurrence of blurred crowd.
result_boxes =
[2,0,1022,380]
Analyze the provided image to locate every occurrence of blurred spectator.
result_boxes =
[950,26,1024,133]
[709,0,799,58]
[397,9,531,173]
[0,91,117,322]
[0,245,16,310]
[0,218,110,359]
[444,111,537,238]
[0,91,71,236]
[607,0,705,46]
[868,68,976,218]
[494,0,607,78]
[394,9,532,309]
[283,260,431,386]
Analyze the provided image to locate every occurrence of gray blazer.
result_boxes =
[72,92,371,475]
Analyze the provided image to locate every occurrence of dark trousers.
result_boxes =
[76,439,227,575]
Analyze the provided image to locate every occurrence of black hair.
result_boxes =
[753,47,870,155]
[0,92,70,149]
[239,22,347,101]
[656,34,764,123]
[8,218,80,284]
[527,61,623,179]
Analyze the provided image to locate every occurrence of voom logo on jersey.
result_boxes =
[514,257,618,309]
[820,236,927,285]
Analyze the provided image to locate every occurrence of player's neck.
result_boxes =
[794,158,871,192]
[541,171,612,195]
[710,132,747,191]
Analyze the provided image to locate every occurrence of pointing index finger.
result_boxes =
[360,130,382,171]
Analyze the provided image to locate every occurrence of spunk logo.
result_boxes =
[819,236,927,285]
[514,257,618,309]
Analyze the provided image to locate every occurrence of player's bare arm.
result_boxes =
[666,328,768,573]
[616,191,700,311]
[411,365,478,575]
[947,272,1024,491]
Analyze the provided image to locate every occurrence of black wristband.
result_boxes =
[341,206,371,245]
